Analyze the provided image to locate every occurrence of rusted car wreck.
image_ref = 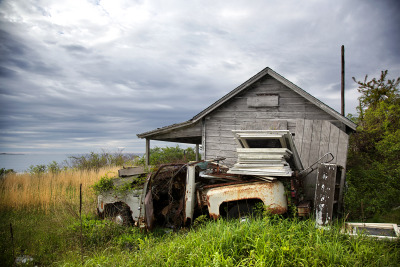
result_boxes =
[98,130,313,229]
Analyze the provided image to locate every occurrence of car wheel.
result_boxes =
[105,203,133,226]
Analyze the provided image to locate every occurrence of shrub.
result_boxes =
[28,164,47,175]
[67,151,138,171]
[47,161,61,174]
[138,145,199,166]
[0,168,15,177]
[91,174,115,194]
[346,70,400,220]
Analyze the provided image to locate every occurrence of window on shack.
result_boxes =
[245,138,282,148]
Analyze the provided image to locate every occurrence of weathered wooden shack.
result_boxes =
[137,67,356,201]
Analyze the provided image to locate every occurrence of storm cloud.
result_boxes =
[1,0,399,153]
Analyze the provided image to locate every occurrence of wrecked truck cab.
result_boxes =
[96,130,304,229]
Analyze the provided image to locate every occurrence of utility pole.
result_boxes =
[341,45,345,116]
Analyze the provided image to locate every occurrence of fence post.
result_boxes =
[80,184,83,264]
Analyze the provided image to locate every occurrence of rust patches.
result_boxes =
[209,212,220,220]
[267,205,287,214]
[202,180,259,189]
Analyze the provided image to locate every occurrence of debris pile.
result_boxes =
[148,164,187,229]
[227,130,302,180]
[228,148,293,177]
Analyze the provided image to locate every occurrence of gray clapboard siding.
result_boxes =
[309,120,323,168]
[240,120,288,130]
[247,95,279,107]
[299,120,313,167]
[205,142,237,151]
[209,111,333,120]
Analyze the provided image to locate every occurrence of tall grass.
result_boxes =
[58,216,400,266]
[0,167,118,213]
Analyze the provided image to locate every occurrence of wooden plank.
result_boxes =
[318,120,331,160]
[315,163,337,225]
[209,110,335,120]
[207,119,297,132]
[300,120,313,168]
[259,77,281,85]
[328,123,340,164]
[336,130,349,168]
[118,166,146,177]
[242,90,303,99]
[206,130,235,138]
[247,95,279,107]
[145,138,150,166]
[240,120,287,130]
[204,142,237,151]
[206,135,235,144]
[202,118,206,160]
[279,97,308,105]
[336,130,349,213]
[294,119,305,157]
[308,120,323,167]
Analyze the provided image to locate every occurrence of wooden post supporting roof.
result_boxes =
[145,138,150,166]
[196,144,199,161]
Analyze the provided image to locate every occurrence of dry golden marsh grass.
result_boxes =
[0,167,119,212]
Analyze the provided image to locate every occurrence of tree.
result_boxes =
[353,70,400,113]
[345,70,400,220]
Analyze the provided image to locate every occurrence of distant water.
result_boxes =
[0,153,144,173]
[0,154,72,173]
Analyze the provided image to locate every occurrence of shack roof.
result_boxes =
[137,67,357,139]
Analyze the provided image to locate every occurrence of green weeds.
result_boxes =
[2,210,399,266]
[91,174,115,194]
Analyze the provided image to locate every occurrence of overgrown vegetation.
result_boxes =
[0,168,15,177]
[91,173,115,194]
[345,70,400,221]
[137,145,199,166]
[24,151,138,175]
[2,210,399,266]
[67,151,138,171]
[91,172,146,195]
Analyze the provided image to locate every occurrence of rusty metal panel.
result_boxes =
[184,165,196,224]
[205,181,287,218]
[144,190,154,230]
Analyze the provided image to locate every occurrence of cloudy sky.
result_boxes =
[1,0,399,154]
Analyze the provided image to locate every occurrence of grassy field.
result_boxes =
[0,167,118,213]
[1,168,399,266]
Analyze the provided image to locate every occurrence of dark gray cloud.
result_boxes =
[0,0,399,153]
